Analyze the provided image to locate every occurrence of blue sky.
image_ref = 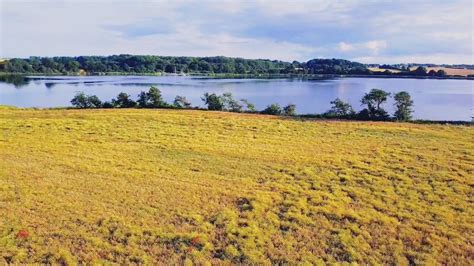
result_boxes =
[1,0,472,64]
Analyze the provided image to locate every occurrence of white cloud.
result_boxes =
[337,42,354,52]
[0,0,472,64]
[337,40,387,56]
[364,40,387,55]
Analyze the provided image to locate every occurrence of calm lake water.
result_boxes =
[0,75,472,121]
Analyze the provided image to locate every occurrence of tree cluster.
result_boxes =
[70,87,190,110]
[3,55,460,78]
[324,89,414,121]
[372,66,448,77]
[71,87,414,121]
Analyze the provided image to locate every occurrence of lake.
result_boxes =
[0,75,472,121]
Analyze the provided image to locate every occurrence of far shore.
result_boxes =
[1,71,473,80]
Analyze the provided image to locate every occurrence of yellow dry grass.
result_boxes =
[1,108,473,264]
[368,67,401,73]
[409,67,474,76]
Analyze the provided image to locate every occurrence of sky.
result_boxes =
[0,0,473,64]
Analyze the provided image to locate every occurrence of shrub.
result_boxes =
[137,86,166,108]
[70,91,102,108]
[101,101,114,108]
[325,98,355,118]
[112,92,136,108]
[70,92,89,108]
[261,103,282,115]
[87,95,102,108]
[202,93,224,111]
[283,104,296,116]
[173,95,192,108]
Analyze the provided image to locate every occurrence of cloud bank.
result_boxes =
[1,0,472,64]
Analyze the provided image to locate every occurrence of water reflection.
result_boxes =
[0,75,30,88]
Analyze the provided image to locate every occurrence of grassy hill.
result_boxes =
[0,108,472,264]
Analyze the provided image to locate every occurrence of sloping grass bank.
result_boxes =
[0,108,472,264]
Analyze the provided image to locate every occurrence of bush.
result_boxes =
[173,95,192,108]
[70,92,89,108]
[202,93,224,111]
[101,101,114,108]
[70,91,102,108]
[261,103,282,115]
[283,104,296,116]
[112,92,136,108]
[137,86,166,108]
[357,108,389,121]
[87,95,102,108]
[325,98,355,118]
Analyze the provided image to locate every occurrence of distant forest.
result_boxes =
[0,55,452,77]
[0,55,369,75]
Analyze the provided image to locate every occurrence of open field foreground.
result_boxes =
[0,108,473,264]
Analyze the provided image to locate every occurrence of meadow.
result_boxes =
[0,107,472,264]
[369,66,474,76]
[422,67,474,77]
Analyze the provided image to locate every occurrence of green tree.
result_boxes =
[113,92,136,108]
[70,91,90,108]
[165,64,176,73]
[87,95,102,108]
[137,87,165,108]
[262,103,282,115]
[173,95,191,108]
[326,98,355,117]
[147,87,165,107]
[201,93,224,110]
[393,91,414,121]
[283,104,296,116]
[412,66,427,76]
[70,92,102,108]
[66,61,81,72]
[436,69,447,77]
[137,91,149,108]
[101,101,114,108]
[361,89,391,120]
[428,70,437,76]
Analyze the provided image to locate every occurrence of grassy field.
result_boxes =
[408,67,474,76]
[368,67,402,74]
[424,67,474,77]
[0,108,473,264]
[369,66,474,76]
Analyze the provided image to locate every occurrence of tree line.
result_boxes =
[1,55,462,78]
[1,55,370,75]
[71,87,414,121]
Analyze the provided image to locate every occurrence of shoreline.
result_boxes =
[1,72,473,80]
